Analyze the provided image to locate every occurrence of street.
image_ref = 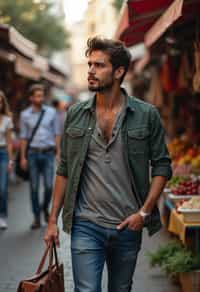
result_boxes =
[0,180,180,292]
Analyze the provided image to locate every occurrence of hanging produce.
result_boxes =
[160,55,176,93]
[146,68,164,107]
[177,52,192,89]
[193,42,200,92]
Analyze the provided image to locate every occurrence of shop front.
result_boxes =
[0,24,68,159]
[0,24,68,123]
[116,1,200,291]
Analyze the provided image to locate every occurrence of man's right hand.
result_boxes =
[44,222,60,247]
[20,158,28,171]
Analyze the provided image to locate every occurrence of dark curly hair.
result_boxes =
[85,37,131,84]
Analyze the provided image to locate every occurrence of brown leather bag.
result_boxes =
[17,242,65,292]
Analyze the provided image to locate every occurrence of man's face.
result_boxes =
[30,90,44,106]
[87,50,114,92]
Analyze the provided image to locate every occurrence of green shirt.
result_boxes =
[57,89,172,236]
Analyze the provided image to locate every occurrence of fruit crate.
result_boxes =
[168,193,193,203]
[178,207,200,223]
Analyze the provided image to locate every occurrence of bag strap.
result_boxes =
[36,244,49,274]
[49,242,59,269]
[26,109,45,155]
[36,242,59,275]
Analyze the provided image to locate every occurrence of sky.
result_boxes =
[64,0,89,25]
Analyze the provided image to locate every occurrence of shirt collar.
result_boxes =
[83,88,135,112]
[30,104,45,113]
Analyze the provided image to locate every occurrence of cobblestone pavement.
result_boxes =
[0,180,180,292]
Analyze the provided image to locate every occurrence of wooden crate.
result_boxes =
[179,271,200,292]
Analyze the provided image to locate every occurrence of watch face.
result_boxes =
[140,211,150,218]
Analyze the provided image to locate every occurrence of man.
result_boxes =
[44,38,172,292]
[20,84,61,229]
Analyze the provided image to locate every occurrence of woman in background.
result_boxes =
[0,90,13,229]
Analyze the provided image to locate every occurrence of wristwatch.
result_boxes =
[139,210,150,222]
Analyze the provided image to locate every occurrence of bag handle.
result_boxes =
[36,242,59,275]
[49,242,59,270]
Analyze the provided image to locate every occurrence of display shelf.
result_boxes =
[164,199,200,252]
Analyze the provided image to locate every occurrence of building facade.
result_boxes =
[69,0,119,91]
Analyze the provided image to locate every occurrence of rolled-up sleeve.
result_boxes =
[56,111,68,177]
[149,106,172,180]
[19,113,28,139]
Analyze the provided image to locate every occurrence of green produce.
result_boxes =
[146,241,200,276]
[167,176,187,188]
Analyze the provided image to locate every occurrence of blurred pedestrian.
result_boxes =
[0,90,14,230]
[52,99,66,132]
[19,84,61,230]
[44,37,172,292]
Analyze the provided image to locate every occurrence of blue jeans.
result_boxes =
[27,149,55,219]
[0,148,8,218]
[71,219,142,292]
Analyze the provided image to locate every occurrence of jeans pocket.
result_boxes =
[122,227,143,249]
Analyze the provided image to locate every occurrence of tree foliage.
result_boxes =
[113,0,124,12]
[0,0,70,55]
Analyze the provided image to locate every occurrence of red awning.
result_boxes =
[128,0,173,25]
[117,0,200,47]
[144,0,183,47]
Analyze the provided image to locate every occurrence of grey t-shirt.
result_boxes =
[75,103,139,228]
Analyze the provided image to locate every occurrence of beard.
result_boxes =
[31,99,44,107]
[88,78,114,92]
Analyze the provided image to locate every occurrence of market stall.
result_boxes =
[164,196,200,250]
[0,24,68,124]
[0,24,69,166]
[116,1,200,291]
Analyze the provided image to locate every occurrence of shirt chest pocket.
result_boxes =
[128,128,149,154]
[66,127,85,152]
